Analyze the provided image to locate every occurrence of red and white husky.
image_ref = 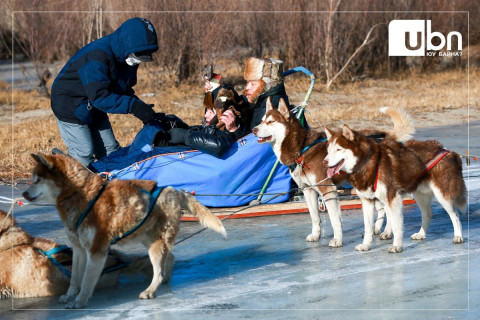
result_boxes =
[252,100,410,247]
[324,109,466,253]
[253,98,343,246]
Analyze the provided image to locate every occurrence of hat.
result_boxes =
[130,50,154,62]
[244,57,283,90]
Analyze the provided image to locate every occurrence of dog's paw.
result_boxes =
[139,290,156,299]
[58,294,75,304]
[306,233,320,242]
[355,243,371,251]
[388,246,403,253]
[328,238,343,248]
[374,227,382,235]
[65,300,86,309]
[379,232,392,240]
[410,232,426,240]
[453,236,464,244]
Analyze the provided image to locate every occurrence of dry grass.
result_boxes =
[1,67,479,182]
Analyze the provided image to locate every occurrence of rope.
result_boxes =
[0,197,26,231]
[175,177,335,246]
[175,193,283,246]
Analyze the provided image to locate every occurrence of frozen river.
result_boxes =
[0,122,478,319]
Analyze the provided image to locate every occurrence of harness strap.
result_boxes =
[36,246,72,278]
[373,148,450,192]
[290,137,327,171]
[37,245,129,278]
[416,148,450,180]
[373,164,380,192]
[110,186,164,245]
[75,182,107,230]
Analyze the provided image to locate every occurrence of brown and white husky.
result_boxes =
[252,99,411,247]
[22,153,227,308]
[324,110,466,253]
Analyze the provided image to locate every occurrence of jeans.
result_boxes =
[56,117,120,167]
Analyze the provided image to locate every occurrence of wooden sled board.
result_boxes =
[181,196,416,221]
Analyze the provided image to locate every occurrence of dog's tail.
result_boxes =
[380,107,415,143]
[180,191,227,238]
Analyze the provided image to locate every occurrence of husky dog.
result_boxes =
[0,209,159,299]
[373,107,467,243]
[252,98,410,247]
[324,111,466,253]
[22,153,227,308]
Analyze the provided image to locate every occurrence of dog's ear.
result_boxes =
[265,96,273,113]
[31,153,53,170]
[324,126,334,140]
[278,98,290,119]
[342,125,355,141]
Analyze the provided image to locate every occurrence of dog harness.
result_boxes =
[75,182,164,245]
[289,137,327,172]
[372,148,450,192]
[37,245,131,278]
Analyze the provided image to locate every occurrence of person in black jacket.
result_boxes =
[51,17,159,166]
[168,84,241,158]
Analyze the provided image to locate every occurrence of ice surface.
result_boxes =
[0,123,479,319]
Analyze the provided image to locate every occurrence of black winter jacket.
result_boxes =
[186,124,236,158]
[250,82,290,130]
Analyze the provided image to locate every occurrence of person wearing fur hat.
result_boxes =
[243,57,291,130]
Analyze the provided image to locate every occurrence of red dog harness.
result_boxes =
[372,148,450,192]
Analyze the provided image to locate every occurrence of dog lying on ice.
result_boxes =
[252,98,406,247]
[203,85,251,131]
[22,153,227,309]
[323,109,466,253]
[0,209,162,299]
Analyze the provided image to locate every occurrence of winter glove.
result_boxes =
[131,100,155,124]
[168,128,189,145]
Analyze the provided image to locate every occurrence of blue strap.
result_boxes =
[76,183,107,230]
[43,245,71,256]
[110,186,163,245]
[37,247,72,278]
[38,245,129,277]
[301,137,327,155]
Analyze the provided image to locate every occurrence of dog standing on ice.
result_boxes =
[22,153,227,309]
[324,110,466,253]
[252,97,345,246]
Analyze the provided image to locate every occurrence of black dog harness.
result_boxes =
[75,183,163,245]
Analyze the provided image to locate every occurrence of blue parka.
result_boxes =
[51,18,159,124]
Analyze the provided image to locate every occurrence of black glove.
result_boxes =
[168,128,189,145]
[131,100,155,124]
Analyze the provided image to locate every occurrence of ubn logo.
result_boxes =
[388,20,462,56]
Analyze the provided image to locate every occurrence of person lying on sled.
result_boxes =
[166,67,247,157]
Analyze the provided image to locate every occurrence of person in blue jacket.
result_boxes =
[51,17,159,167]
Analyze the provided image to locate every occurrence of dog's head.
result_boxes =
[323,125,361,177]
[22,153,89,205]
[22,154,63,205]
[252,97,291,145]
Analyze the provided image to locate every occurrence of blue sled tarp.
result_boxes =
[91,123,292,207]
